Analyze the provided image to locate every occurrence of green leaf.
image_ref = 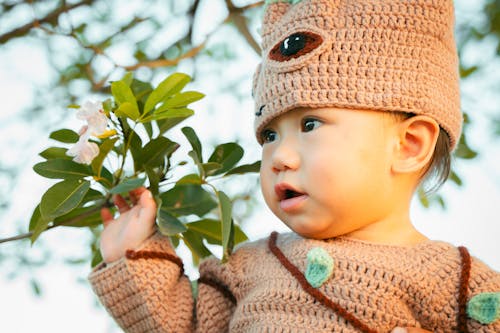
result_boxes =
[159,184,217,217]
[139,137,179,168]
[111,80,139,119]
[188,151,204,177]
[130,79,153,105]
[31,279,42,296]
[224,160,261,176]
[121,72,134,86]
[98,167,114,189]
[82,188,104,203]
[102,98,113,114]
[91,138,118,177]
[160,91,205,109]
[217,190,233,261]
[157,210,187,236]
[449,170,463,186]
[145,165,160,197]
[33,159,93,179]
[459,65,478,79]
[39,147,71,160]
[49,129,79,143]
[109,178,146,194]
[187,219,247,245]
[143,73,191,114]
[115,101,140,120]
[143,121,154,139]
[418,187,429,208]
[183,230,212,265]
[207,143,244,176]
[176,174,203,185]
[158,116,193,135]
[128,129,143,172]
[91,250,103,268]
[202,162,223,176]
[454,135,478,160]
[29,205,50,244]
[40,179,90,221]
[53,205,102,228]
[182,126,203,163]
[139,108,194,123]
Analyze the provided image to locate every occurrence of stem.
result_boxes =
[0,203,107,245]
[114,121,137,185]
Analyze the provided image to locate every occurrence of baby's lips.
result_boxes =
[274,183,304,200]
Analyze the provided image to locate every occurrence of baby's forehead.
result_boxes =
[268,107,390,123]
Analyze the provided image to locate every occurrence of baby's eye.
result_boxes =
[261,129,278,144]
[302,118,322,132]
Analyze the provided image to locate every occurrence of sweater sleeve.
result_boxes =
[88,231,238,332]
[466,257,500,332]
[195,259,238,332]
[88,232,194,332]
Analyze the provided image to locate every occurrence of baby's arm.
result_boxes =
[88,187,236,332]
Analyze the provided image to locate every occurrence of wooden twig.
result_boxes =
[0,0,94,44]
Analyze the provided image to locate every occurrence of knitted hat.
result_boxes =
[252,0,462,149]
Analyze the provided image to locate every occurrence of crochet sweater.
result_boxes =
[88,232,500,332]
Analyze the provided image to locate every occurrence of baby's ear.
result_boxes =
[391,116,440,176]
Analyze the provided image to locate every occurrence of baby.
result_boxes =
[89,0,500,332]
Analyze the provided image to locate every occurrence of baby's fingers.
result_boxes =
[100,207,114,227]
[129,186,147,205]
[113,194,130,213]
[137,190,157,229]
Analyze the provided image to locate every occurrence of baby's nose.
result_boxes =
[271,140,300,172]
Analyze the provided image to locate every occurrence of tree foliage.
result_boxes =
[0,0,499,295]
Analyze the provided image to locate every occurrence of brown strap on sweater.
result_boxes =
[457,246,471,333]
[199,276,237,305]
[268,231,378,333]
[125,249,185,276]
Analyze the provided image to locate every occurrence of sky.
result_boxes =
[0,1,499,332]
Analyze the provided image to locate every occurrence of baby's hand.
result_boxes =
[99,187,157,263]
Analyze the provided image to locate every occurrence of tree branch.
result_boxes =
[123,42,207,71]
[0,204,104,244]
[0,0,94,44]
[224,0,261,55]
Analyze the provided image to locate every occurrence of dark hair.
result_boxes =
[389,112,451,194]
[420,127,451,194]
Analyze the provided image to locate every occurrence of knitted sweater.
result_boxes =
[88,232,500,332]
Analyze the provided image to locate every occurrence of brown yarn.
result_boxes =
[268,31,323,62]
[457,246,471,333]
[125,249,184,276]
[268,231,378,333]
[199,276,237,305]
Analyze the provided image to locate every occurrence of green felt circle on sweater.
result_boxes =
[466,292,500,324]
[305,247,334,288]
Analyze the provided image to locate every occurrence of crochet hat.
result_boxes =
[252,0,462,149]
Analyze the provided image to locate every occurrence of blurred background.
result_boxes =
[0,0,499,332]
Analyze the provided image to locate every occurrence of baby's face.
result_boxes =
[259,107,400,239]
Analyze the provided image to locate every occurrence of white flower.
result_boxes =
[66,135,100,165]
[76,101,108,136]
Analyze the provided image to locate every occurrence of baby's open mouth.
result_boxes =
[275,183,307,211]
[275,183,305,201]
[284,189,302,199]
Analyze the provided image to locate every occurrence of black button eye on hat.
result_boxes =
[269,31,323,62]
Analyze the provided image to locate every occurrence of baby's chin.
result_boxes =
[286,223,341,240]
